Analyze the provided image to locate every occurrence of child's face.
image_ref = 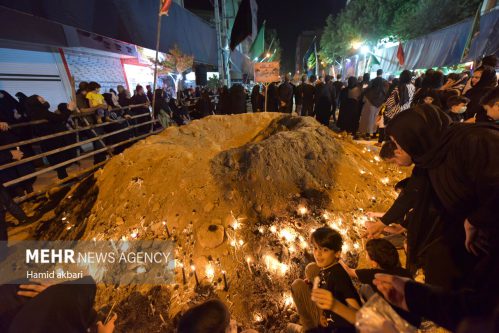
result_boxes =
[451,103,467,114]
[484,101,499,120]
[311,239,338,268]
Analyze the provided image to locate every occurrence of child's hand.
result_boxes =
[97,313,117,333]
[311,288,335,310]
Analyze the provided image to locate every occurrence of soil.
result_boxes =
[17,113,410,332]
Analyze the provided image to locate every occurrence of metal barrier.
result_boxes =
[1,103,162,202]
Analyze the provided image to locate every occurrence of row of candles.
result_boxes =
[173,206,368,292]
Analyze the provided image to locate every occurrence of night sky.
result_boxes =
[184,0,347,72]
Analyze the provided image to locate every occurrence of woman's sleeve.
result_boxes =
[405,281,489,331]
[464,132,499,228]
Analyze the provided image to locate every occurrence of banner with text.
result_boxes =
[254,62,280,83]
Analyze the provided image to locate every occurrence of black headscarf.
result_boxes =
[0,90,21,123]
[398,70,412,106]
[365,77,388,107]
[385,104,452,166]
[472,66,498,89]
[386,104,499,229]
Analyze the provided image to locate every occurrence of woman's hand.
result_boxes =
[311,288,335,311]
[366,211,384,218]
[373,274,410,311]
[97,313,117,333]
[17,281,54,298]
[464,219,480,256]
[364,220,385,239]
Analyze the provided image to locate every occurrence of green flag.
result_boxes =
[307,51,316,70]
[370,54,381,65]
[249,22,265,61]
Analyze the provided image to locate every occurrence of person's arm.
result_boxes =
[311,288,357,324]
[464,134,499,229]
[374,273,493,332]
[339,260,358,279]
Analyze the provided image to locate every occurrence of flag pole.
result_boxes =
[152,0,163,126]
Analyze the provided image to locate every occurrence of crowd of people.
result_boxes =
[1,54,498,332]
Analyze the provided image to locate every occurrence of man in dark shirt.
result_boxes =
[278,74,294,113]
[332,74,344,109]
[302,75,316,117]
[325,75,337,122]
[294,75,305,115]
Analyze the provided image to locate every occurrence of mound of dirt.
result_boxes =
[35,113,406,332]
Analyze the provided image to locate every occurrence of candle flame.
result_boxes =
[283,292,294,306]
[205,263,215,280]
[279,227,296,242]
[297,205,308,215]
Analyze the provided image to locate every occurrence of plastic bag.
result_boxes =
[355,294,417,333]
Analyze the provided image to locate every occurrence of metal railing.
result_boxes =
[1,103,162,203]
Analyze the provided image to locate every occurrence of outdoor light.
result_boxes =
[351,40,363,49]
[360,45,370,55]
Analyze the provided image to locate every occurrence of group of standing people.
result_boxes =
[250,73,340,127]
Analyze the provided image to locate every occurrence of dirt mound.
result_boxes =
[35,113,406,332]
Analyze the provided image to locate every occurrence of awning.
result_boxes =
[0,0,218,65]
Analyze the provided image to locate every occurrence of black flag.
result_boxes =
[229,0,256,51]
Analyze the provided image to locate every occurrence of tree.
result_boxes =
[265,29,282,63]
[320,0,481,61]
[150,44,194,94]
[392,0,482,39]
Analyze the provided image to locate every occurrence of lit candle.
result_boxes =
[206,263,215,282]
[130,229,138,239]
[191,264,199,286]
[222,270,228,290]
[297,205,308,216]
[246,256,253,274]
[232,219,241,230]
